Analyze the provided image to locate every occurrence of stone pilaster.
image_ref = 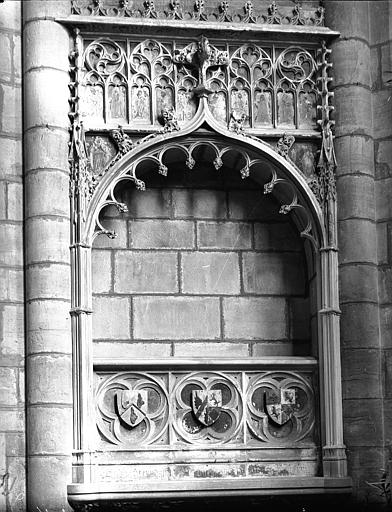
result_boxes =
[326,0,383,501]
[23,1,72,510]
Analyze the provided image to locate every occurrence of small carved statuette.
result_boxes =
[143,0,157,18]
[167,0,183,19]
[162,106,180,133]
[218,0,232,21]
[277,133,295,159]
[110,127,133,155]
[242,0,257,23]
[229,111,246,134]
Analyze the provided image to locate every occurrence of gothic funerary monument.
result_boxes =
[0,0,391,510]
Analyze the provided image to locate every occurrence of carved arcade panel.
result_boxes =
[79,36,319,131]
[95,369,316,448]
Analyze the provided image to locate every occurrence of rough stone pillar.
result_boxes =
[23,1,72,510]
[326,0,383,499]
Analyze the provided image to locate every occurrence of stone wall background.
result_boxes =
[0,2,25,510]
[92,167,312,360]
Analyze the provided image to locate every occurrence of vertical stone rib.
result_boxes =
[23,1,72,510]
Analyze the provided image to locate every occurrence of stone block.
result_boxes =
[334,86,372,138]
[93,341,172,359]
[337,175,375,221]
[381,42,392,87]
[181,251,240,295]
[223,297,286,340]
[7,182,23,221]
[375,139,392,180]
[379,267,392,304]
[369,0,390,44]
[0,0,21,31]
[27,299,71,354]
[0,409,24,431]
[346,447,385,498]
[341,349,381,399]
[25,170,69,219]
[252,342,293,357]
[0,268,23,302]
[174,342,249,357]
[28,406,72,455]
[24,128,68,173]
[343,398,383,447]
[0,137,22,179]
[332,39,371,88]
[7,456,26,512]
[384,349,392,397]
[0,368,17,406]
[26,217,69,265]
[0,223,22,266]
[27,354,72,405]
[339,264,378,303]
[13,33,22,79]
[228,191,280,221]
[130,219,194,249]
[24,20,69,72]
[334,135,374,177]
[340,303,381,349]
[0,33,11,79]
[92,296,130,340]
[380,305,392,348]
[24,69,68,130]
[370,46,381,92]
[92,250,112,294]
[23,0,71,20]
[383,399,392,446]
[338,219,377,264]
[289,298,310,340]
[172,189,227,219]
[0,304,24,357]
[376,177,392,220]
[114,251,178,294]
[18,367,24,404]
[254,222,302,251]
[93,219,127,249]
[0,83,22,134]
[373,90,392,139]
[0,182,6,219]
[27,263,70,301]
[242,252,305,295]
[6,432,25,457]
[133,296,220,340]
[377,222,388,265]
[124,188,172,218]
[27,455,71,512]
[197,221,252,250]
[326,1,370,41]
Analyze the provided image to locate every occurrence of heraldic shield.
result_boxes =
[265,388,296,426]
[116,390,148,428]
[192,389,222,427]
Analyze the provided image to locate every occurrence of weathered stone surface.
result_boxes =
[338,219,377,264]
[339,264,378,303]
[343,398,384,447]
[92,296,131,340]
[340,303,380,348]
[27,300,70,354]
[25,170,69,219]
[377,221,388,265]
[26,217,69,265]
[334,135,374,177]
[375,139,392,180]
[346,447,385,498]
[334,86,372,138]
[27,263,70,300]
[369,0,390,44]
[0,32,12,79]
[370,45,380,92]
[181,251,240,294]
[27,407,72,455]
[223,297,286,340]
[24,20,69,72]
[383,349,392,397]
[254,222,301,251]
[125,188,172,218]
[332,39,371,88]
[93,219,127,249]
[0,182,7,220]
[6,432,25,457]
[93,341,172,359]
[0,304,24,357]
[383,399,392,445]
[341,349,381,399]
[7,182,23,221]
[197,221,252,250]
[373,89,392,139]
[0,223,23,266]
[7,455,26,511]
[0,0,21,31]
[242,252,305,295]
[133,296,220,339]
[337,175,375,220]
[174,342,249,357]
[27,354,72,405]
[92,250,112,294]
[114,251,178,293]
[252,342,293,357]
[0,409,24,432]
[0,268,23,302]
[0,368,17,406]
[379,267,392,304]
[228,191,280,220]
[24,69,68,130]
[376,177,392,220]
[326,0,370,41]
[289,298,310,340]
[0,138,22,179]
[380,304,392,348]
[130,219,194,249]
[381,41,392,87]
[1,83,22,134]
[172,189,227,219]
[24,128,68,173]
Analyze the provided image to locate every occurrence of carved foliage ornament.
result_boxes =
[71,0,325,26]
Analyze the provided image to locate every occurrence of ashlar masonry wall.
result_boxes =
[92,165,312,359]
